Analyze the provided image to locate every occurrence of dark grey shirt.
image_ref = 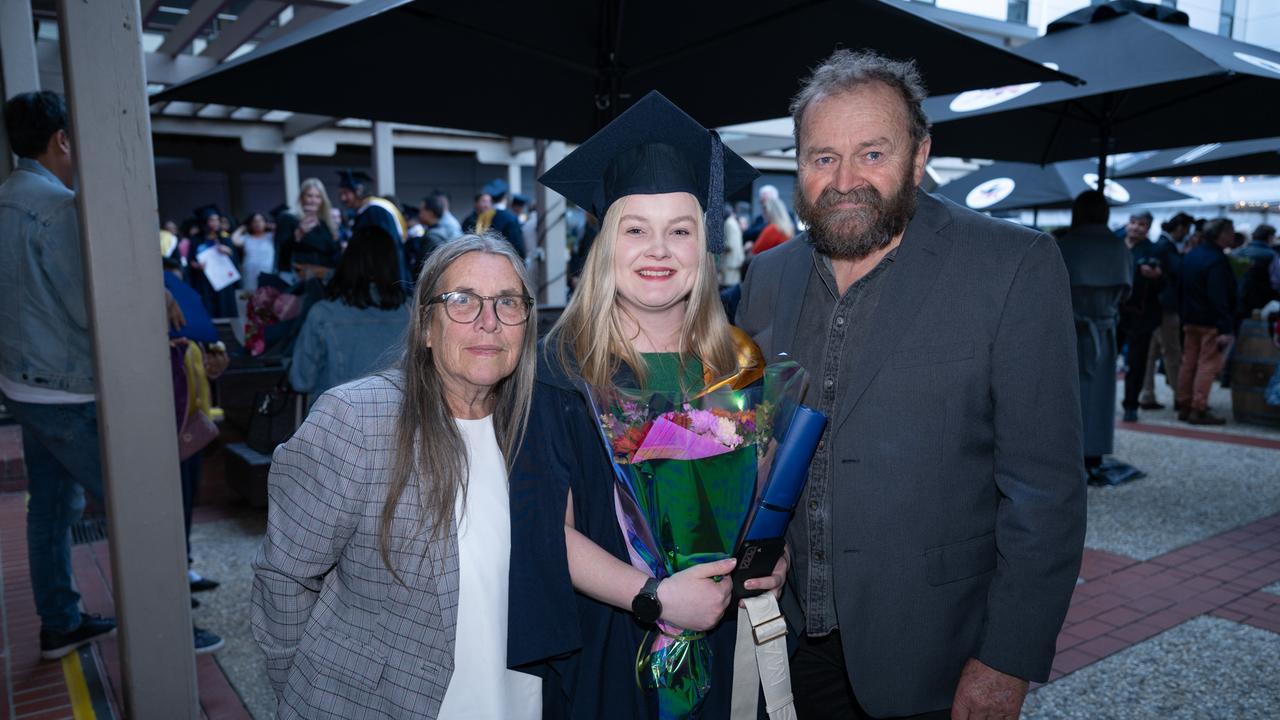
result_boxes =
[788,246,897,636]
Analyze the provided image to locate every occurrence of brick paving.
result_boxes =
[1050,513,1280,682]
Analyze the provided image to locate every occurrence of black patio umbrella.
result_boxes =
[922,1,1280,183]
[154,0,1075,143]
[1114,138,1280,179]
[937,159,1192,216]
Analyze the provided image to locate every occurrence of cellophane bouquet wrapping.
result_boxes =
[579,360,808,719]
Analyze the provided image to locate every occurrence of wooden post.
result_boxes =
[56,0,200,715]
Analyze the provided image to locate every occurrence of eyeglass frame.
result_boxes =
[425,290,535,326]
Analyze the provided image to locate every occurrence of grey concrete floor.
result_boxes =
[1088,429,1280,560]
[189,514,276,720]
[1022,617,1280,720]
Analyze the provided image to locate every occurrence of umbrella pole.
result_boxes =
[1033,207,1040,227]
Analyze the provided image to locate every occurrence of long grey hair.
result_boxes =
[381,232,537,577]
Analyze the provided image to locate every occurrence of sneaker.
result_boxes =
[193,626,225,655]
[1122,408,1139,423]
[1187,409,1227,426]
[40,614,117,660]
[1138,400,1165,410]
[188,570,220,593]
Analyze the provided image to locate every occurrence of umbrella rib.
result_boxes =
[1111,74,1244,125]
[401,6,597,76]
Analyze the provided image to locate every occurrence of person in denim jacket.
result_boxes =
[0,91,116,660]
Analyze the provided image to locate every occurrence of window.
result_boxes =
[1008,0,1029,24]
[1220,0,1236,36]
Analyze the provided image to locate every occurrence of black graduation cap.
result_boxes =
[193,204,222,221]
[483,178,510,199]
[337,169,373,191]
[511,193,531,206]
[538,91,758,253]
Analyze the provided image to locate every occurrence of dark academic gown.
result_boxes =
[464,208,527,258]
[1059,225,1133,457]
[273,212,341,270]
[187,232,240,319]
[509,347,740,720]
[353,198,411,284]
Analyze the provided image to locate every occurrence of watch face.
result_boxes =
[632,592,661,624]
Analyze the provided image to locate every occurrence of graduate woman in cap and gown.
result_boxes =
[508,92,784,719]
[188,204,241,318]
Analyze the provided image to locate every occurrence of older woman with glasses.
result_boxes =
[252,232,542,719]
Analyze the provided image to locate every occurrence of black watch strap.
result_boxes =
[632,576,663,624]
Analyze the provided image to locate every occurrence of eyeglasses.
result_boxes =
[427,291,533,326]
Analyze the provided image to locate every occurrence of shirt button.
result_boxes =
[814,550,825,561]
[808,500,819,511]
[835,316,846,326]
[824,376,834,389]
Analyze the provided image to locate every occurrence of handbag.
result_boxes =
[247,376,302,454]
[179,410,219,460]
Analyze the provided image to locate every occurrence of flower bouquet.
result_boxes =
[578,359,813,719]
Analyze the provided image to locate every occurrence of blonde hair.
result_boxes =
[552,194,736,389]
[381,233,537,579]
[764,195,795,239]
[297,177,338,237]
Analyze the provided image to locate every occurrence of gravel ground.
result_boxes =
[1022,617,1280,720]
[1118,379,1280,441]
[1087,429,1280,560]
[189,513,275,720]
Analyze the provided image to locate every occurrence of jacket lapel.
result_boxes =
[769,240,815,358]
[830,191,953,431]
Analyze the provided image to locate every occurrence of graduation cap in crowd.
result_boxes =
[482,178,510,200]
[193,204,222,221]
[268,203,290,220]
[337,169,374,192]
[539,91,758,253]
[511,193,531,207]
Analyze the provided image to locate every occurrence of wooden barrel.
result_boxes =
[1231,319,1280,427]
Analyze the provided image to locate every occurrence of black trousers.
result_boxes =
[791,632,951,720]
[1118,326,1154,411]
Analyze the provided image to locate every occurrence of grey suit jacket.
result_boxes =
[737,190,1085,717]
[252,372,460,719]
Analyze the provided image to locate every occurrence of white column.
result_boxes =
[56,0,200,716]
[507,161,522,197]
[283,142,300,208]
[0,0,41,179]
[372,121,395,198]
[0,2,39,96]
[540,141,569,306]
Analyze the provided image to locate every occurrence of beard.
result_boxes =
[795,167,919,260]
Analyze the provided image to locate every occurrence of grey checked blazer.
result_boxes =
[252,372,460,719]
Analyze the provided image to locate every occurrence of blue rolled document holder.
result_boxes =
[733,403,827,598]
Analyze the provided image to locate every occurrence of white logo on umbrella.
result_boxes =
[948,62,1059,113]
[1174,144,1221,165]
[1083,173,1131,204]
[966,177,1016,209]
[1234,52,1280,76]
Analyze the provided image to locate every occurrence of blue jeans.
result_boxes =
[5,399,105,633]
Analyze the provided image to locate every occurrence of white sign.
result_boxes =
[948,62,1059,113]
[1082,173,1131,204]
[196,245,241,292]
[1234,51,1280,76]
[966,177,1017,209]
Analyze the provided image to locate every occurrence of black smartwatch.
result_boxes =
[631,577,663,624]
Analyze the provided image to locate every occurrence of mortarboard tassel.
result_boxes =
[707,130,725,255]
